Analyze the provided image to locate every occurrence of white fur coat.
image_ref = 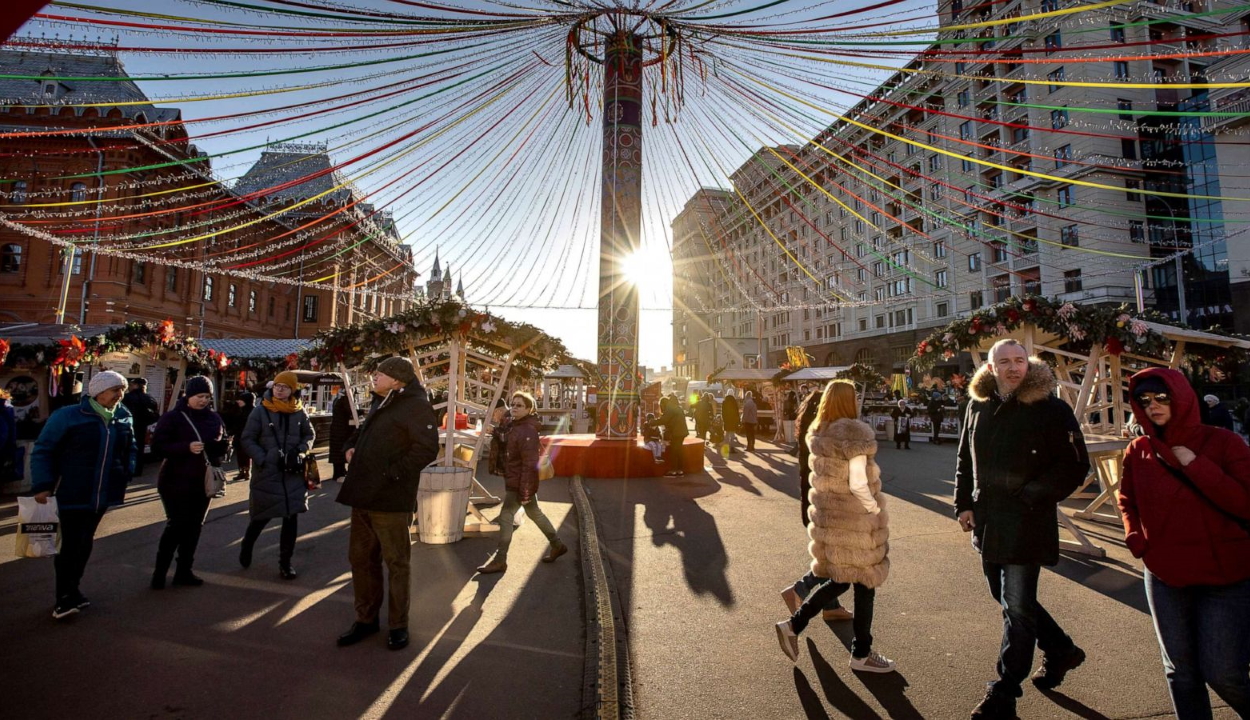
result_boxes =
[806,418,890,588]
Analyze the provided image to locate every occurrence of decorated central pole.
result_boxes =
[595,30,644,439]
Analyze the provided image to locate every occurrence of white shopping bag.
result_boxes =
[15,496,60,558]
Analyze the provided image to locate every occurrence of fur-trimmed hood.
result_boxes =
[969,357,1056,405]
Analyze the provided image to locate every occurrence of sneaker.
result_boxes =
[970,688,1016,720]
[68,592,90,611]
[822,607,854,622]
[1031,645,1086,690]
[781,584,801,614]
[849,651,896,673]
[279,565,298,581]
[52,599,80,620]
[775,620,799,662]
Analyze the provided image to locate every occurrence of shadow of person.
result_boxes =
[1038,689,1113,720]
[807,638,883,719]
[856,670,924,720]
[711,465,763,496]
[642,484,734,606]
[794,667,833,720]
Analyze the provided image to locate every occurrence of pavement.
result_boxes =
[2,434,1241,719]
[583,436,1240,720]
[0,461,583,719]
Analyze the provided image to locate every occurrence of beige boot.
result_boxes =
[475,557,508,574]
[542,540,568,563]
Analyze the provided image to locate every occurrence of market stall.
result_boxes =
[538,364,590,434]
[912,295,1250,557]
[306,298,569,542]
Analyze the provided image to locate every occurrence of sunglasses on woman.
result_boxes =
[1135,393,1171,407]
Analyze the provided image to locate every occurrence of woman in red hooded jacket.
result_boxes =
[1118,368,1250,720]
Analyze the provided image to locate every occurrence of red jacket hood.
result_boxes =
[1128,368,1203,452]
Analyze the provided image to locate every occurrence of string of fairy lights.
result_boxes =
[1,0,1248,322]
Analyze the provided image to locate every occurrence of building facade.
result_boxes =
[0,49,418,339]
[671,0,1245,377]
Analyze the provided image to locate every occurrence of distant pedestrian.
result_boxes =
[1204,394,1236,432]
[225,392,255,482]
[775,380,894,672]
[741,391,758,452]
[642,412,664,464]
[782,389,798,446]
[660,396,689,476]
[694,392,714,441]
[890,400,912,450]
[782,382,851,622]
[0,389,16,484]
[956,339,1090,720]
[337,358,438,651]
[927,390,946,446]
[329,390,355,482]
[476,392,567,574]
[122,378,159,475]
[149,375,227,589]
[239,371,315,581]
[30,370,136,620]
[722,389,741,454]
[1118,369,1250,720]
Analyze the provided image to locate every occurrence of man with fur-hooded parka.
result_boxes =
[808,418,890,588]
[955,356,1089,567]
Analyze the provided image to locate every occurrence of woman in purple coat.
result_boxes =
[149,376,228,589]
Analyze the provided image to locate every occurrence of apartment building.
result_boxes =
[671,0,1243,377]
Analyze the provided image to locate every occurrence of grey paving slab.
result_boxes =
[586,438,1239,720]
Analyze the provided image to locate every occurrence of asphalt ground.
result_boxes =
[584,435,1241,720]
[0,461,583,720]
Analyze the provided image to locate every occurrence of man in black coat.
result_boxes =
[336,357,438,652]
[955,340,1091,720]
[122,378,159,474]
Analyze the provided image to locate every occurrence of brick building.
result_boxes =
[0,48,418,339]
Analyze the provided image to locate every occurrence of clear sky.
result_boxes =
[12,0,930,368]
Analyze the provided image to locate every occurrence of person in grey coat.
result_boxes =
[238,371,315,579]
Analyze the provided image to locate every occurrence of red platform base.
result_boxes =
[540,434,704,479]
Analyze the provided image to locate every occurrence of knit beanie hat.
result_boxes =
[185,375,214,397]
[376,356,416,385]
[88,370,127,397]
[273,370,302,390]
[1131,375,1168,398]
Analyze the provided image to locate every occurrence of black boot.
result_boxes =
[239,539,254,569]
[172,565,205,587]
[151,551,173,590]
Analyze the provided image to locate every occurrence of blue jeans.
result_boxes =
[983,561,1074,698]
[1145,569,1250,720]
[790,572,874,658]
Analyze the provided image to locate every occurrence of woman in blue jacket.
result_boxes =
[30,370,135,620]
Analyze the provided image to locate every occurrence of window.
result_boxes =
[1114,61,1130,80]
[992,242,1008,263]
[858,318,868,332]
[992,275,1011,303]
[10,181,27,204]
[70,182,87,203]
[1041,0,1058,11]
[1054,144,1072,168]
[936,269,949,287]
[1130,220,1145,243]
[960,121,973,140]
[228,284,237,307]
[1121,138,1137,160]
[929,183,942,201]
[303,295,319,323]
[248,290,257,313]
[285,302,291,321]
[1117,99,1133,120]
[1110,24,1126,43]
[962,158,974,172]
[132,260,146,284]
[1050,108,1069,130]
[1047,68,1065,93]
[955,61,966,75]
[268,296,275,317]
[951,0,962,19]
[0,243,21,272]
[1061,224,1079,247]
[203,276,214,301]
[969,252,982,271]
[957,90,970,108]
[934,241,947,258]
[165,267,177,293]
[1044,32,1062,55]
[929,155,942,172]
[1064,269,1083,293]
[1126,179,1141,202]
[875,315,886,329]
[970,290,984,309]
[1057,185,1075,207]
[937,302,949,318]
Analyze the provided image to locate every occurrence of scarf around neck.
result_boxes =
[89,398,115,422]
[262,394,303,414]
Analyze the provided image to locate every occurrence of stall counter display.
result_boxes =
[861,399,896,441]
[905,404,962,442]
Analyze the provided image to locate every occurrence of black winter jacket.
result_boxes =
[151,400,228,498]
[504,413,543,502]
[955,359,1090,566]
[338,383,438,512]
[240,399,315,521]
[329,393,356,465]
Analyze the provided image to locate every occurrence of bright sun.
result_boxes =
[621,248,667,298]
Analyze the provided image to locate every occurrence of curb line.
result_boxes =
[571,475,635,720]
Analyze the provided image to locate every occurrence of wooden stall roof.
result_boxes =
[784,366,852,381]
[710,368,776,381]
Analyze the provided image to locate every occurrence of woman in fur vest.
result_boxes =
[775,380,895,672]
